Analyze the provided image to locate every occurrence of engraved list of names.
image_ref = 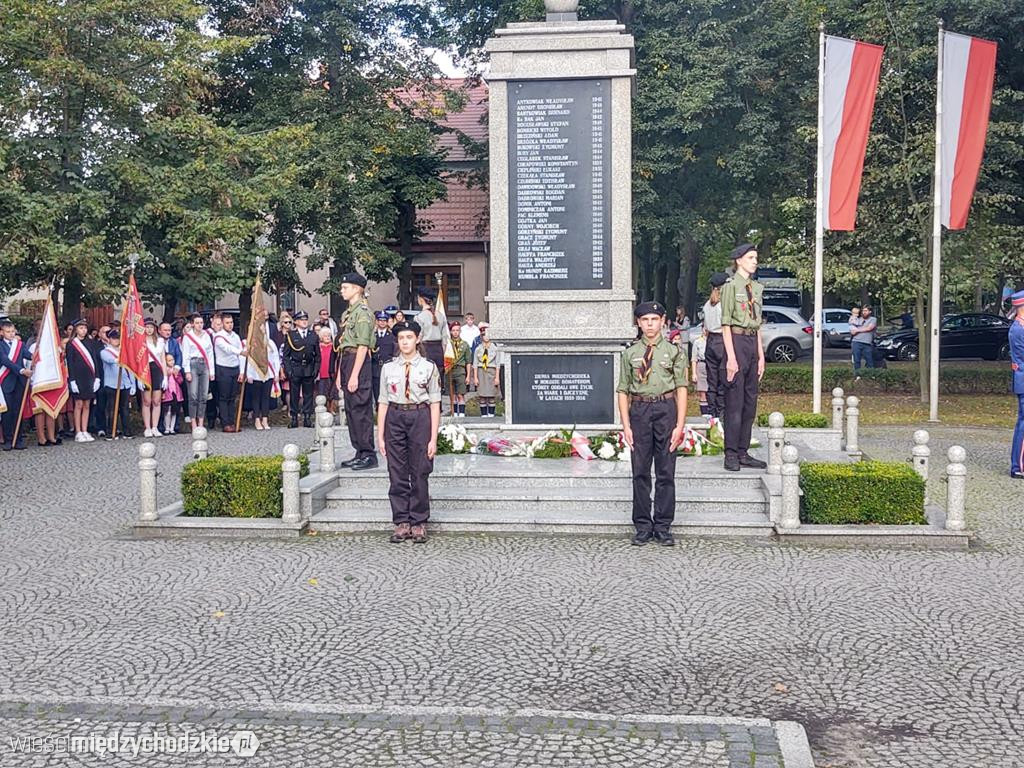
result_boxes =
[509,79,611,291]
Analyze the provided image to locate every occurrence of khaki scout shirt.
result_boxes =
[720,274,763,330]
[337,298,376,351]
[472,342,501,371]
[379,354,441,404]
[450,339,470,371]
[616,336,688,396]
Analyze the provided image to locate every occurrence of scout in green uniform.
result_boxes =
[616,301,689,547]
[720,244,767,472]
[336,272,378,470]
[448,322,470,417]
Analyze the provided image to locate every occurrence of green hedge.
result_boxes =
[181,454,310,518]
[800,461,926,525]
[755,411,830,428]
[761,364,1010,395]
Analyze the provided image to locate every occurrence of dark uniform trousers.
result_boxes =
[1,377,27,445]
[215,364,240,426]
[290,374,315,418]
[629,398,678,534]
[340,350,374,459]
[384,405,433,524]
[722,333,759,459]
[704,332,725,418]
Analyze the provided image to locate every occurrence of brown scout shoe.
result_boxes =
[389,523,410,543]
[410,524,427,544]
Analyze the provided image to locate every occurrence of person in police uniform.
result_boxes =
[370,310,397,408]
[377,320,441,543]
[282,310,320,428]
[721,244,767,472]
[616,301,689,547]
[336,272,377,470]
[1008,289,1024,479]
[702,272,728,420]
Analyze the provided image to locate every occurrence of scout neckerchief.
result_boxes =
[745,282,758,322]
[404,360,411,400]
[637,338,656,384]
[183,330,212,371]
[480,343,489,371]
[70,337,96,376]
[0,337,24,387]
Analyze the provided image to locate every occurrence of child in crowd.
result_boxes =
[162,352,184,434]
[690,329,710,416]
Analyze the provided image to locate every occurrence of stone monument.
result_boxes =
[485,0,636,428]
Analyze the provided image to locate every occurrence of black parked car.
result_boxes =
[876,313,1011,361]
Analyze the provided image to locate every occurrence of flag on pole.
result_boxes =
[437,283,455,372]
[940,32,997,230]
[29,296,69,418]
[821,35,884,230]
[245,276,270,379]
[119,272,152,390]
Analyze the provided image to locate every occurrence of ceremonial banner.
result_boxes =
[940,32,997,230]
[245,276,270,379]
[119,273,152,390]
[821,35,884,230]
[30,296,69,418]
[437,285,455,372]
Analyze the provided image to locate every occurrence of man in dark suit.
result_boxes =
[370,310,397,407]
[282,310,320,428]
[0,318,33,450]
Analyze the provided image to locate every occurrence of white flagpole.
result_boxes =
[812,22,826,414]
[929,20,944,422]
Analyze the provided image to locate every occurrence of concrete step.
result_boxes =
[323,485,768,518]
[309,507,773,537]
[330,469,765,491]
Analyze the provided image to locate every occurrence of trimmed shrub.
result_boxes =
[800,461,926,525]
[760,364,1009,395]
[755,412,829,428]
[181,454,310,518]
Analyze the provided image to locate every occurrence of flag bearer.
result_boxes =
[377,321,441,544]
[617,302,689,547]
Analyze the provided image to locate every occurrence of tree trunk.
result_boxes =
[395,200,416,309]
[162,296,178,324]
[665,257,680,317]
[974,279,983,312]
[60,272,83,327]
[678,236,700,319]
[654,260,668,306]
[635,233,651,298]
[238,285,253,338]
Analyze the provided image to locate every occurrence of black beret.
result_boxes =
[107,329,120,339]
[392,320,421,337]
[293,310,309,320]
[73,317,89,327]
[340,272,367,287]
[633,301,666,318]
[143,316,157,326]
[730,243,756,261]
[709,272,729,288]
[417,287,436,302]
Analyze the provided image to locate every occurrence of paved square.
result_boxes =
[0,425,1021,766]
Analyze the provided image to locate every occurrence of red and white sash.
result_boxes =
[70,338,96,376]
[184,330,212,375]
[0,337,25,386]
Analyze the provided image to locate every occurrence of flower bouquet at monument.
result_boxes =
[589,431,630,462]
[477,435,530,457]
[676,426,723,457]
[437,422,477,455]
[527,429,573,459]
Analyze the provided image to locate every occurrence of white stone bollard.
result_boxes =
[767,411,785,475]
[139,443,158,521]
[945,445,967,531]
[317,411,335,472]
[314,395,327,441]
[191,426,209,460]
[779,445,801,529]
[912,430,930,503]
[281,443,302,524]
[831,387,845,432]
[845,395,860,456]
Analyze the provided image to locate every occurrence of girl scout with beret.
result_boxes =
[377,320,442,543]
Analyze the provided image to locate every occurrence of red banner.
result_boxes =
[120,273,152,390]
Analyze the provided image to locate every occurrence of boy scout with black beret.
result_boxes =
[721,244,767,472]
[336,272,377,470]
[617,301,689,546]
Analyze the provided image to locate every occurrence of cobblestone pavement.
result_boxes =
[1,423,1022,767]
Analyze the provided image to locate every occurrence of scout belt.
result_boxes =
[729,327,759,336]
[629,392,675,403]
[392,402,430,411]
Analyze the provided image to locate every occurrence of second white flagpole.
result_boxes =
[812,22,826,414]
[929,20,945,422]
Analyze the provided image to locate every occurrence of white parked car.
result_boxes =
[687,305,813,363]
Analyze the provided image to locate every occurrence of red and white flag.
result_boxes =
[821,35,884,230]
[940,32,997,230]
[119,272,152,390]
[30,296,69,418]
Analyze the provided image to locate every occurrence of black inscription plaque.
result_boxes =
[511,354,614,424]
[509,79,611,291]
